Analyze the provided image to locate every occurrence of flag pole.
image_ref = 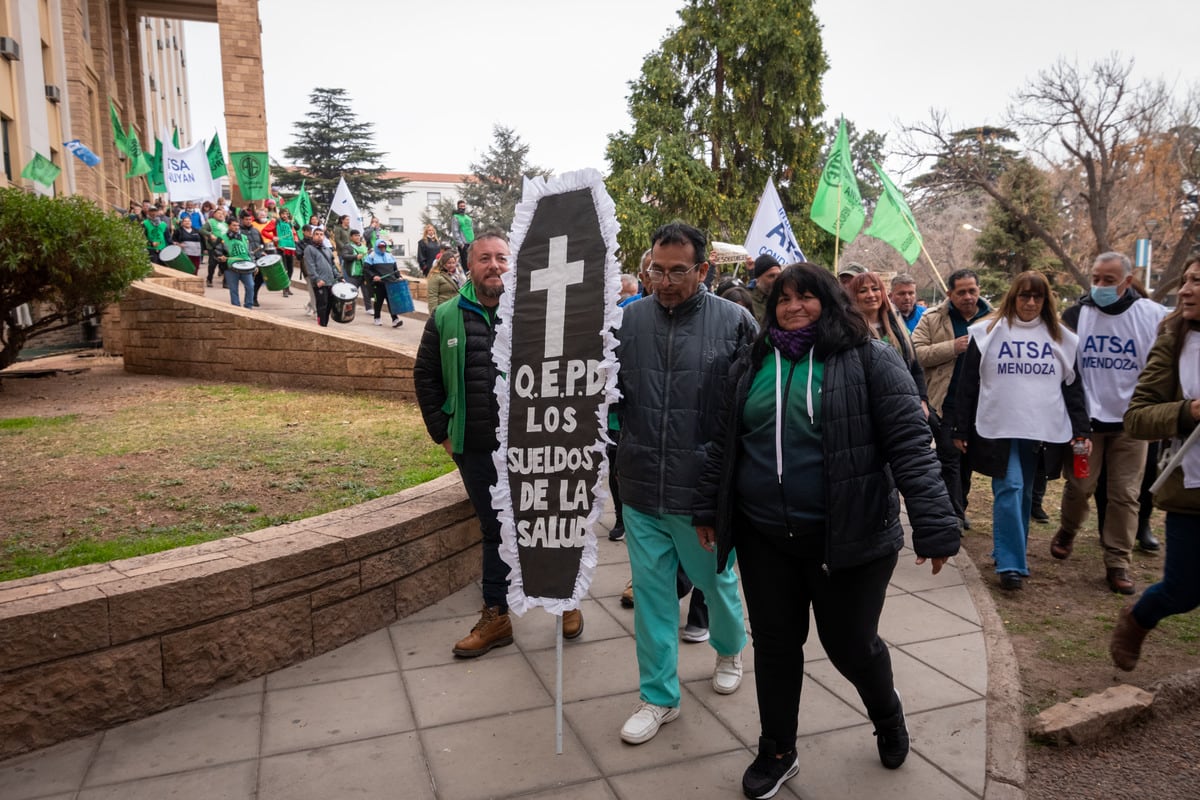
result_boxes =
[833,189,842,273]
[898,212,949,297]
[555,614,564,755]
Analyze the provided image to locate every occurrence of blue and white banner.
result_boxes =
[1135,238,1152,269]
[163,137,217,202]
[744,178,806,266]
[491,168,622,615]
[64,139,100,167]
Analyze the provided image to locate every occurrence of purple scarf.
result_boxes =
[768,324,818,361]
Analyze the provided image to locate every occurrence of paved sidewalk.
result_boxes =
[199,272,430,349]
[0,511,988,800]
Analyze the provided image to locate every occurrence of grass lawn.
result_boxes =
[0,382,454,580]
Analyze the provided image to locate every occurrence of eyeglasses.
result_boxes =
[647,263,703,285]
[1017,292,1045,302]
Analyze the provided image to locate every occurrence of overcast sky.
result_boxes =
[184,0,1195,179]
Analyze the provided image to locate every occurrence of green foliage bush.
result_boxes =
[0,187,151,368]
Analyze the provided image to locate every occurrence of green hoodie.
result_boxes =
[434,281,496,454]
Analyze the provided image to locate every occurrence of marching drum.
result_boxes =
[256,254,290,291]
[384,277,415,315]
[158,244,196,274]
[329,281,358,324]
[229,260,257,274]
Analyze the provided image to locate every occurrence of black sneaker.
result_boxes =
[1000,572,1023,591]
[742,737,799,799]
[1031,505,1050,523]
[608,521,625,541]
[873,690,909,769]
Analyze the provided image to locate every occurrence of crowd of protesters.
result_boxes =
[124,194,465,322]
[409,221,1197,799]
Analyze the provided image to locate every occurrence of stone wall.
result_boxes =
[117,272,418,400]
[0,472,481,759]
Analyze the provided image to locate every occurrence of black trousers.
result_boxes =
[453,450,510,610]
[930,407,966,520]
[314,285,333,326]
[737,521,899,752]
[372,282,398,320]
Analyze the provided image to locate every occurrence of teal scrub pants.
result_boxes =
[623,504,747,708]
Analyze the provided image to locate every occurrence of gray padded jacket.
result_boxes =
[615,287,757,516]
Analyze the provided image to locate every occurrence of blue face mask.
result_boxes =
[1091,285,1121,307]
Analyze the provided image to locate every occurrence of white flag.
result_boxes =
[744,178,806,266]
[330,176,365,233]
[163,137,217,202]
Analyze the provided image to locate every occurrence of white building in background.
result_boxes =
[138,18,190,146]
[362,171,470,258]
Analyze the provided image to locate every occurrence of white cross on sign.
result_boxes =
[529,235,585,359]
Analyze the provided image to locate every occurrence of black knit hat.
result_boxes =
[753,254,781,279]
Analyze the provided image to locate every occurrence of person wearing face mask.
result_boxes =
[1049,252,1169,594]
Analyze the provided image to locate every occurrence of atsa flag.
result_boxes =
[744,178,805,266]
[163,138,217,202]
[492,168,621,614]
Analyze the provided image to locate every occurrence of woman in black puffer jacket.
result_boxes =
[692,263,959,800]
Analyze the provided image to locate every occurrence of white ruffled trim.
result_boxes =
[490,168,623,617]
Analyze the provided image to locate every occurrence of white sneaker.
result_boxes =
[681,624,710,643]
[374,317,383,326]
[620,701,679,744]
[712,653,743,695]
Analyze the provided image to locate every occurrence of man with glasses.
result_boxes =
[414,231,584,657]
[1051,252,1168,594]
[613,221,754,744]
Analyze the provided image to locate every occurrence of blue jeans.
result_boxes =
[992,439,1038,575]
[1132,512,1200,629]
[228,269,255,308]
[623,505,746,708]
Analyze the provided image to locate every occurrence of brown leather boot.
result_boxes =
[452,606,513,658]
[1050,529,1075,560]
[1110,604,1149,671]
[1106,567,1135,595]
[563,608,584,640]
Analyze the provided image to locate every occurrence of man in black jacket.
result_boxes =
[1052,252,1169,593]
[413,232,583,657]
[614,221,754,745]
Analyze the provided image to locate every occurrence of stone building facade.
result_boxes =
[0,0,267,208]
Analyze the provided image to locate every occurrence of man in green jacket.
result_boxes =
[413,232,583,657]
[142,208,170,264]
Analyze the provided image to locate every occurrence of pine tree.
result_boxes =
[272,87,405,212]
[606,0,827,269]
[459,125,552,233]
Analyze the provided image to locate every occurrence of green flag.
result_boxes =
[125,128,151,178]
[21,152,61,187]
[865,160,922,265]
[230,151,270,200]
[285,180,313,226]
[109,100,129,156]
[147,138,167,193]
[206,133,228,178]
[810,117,866,242]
